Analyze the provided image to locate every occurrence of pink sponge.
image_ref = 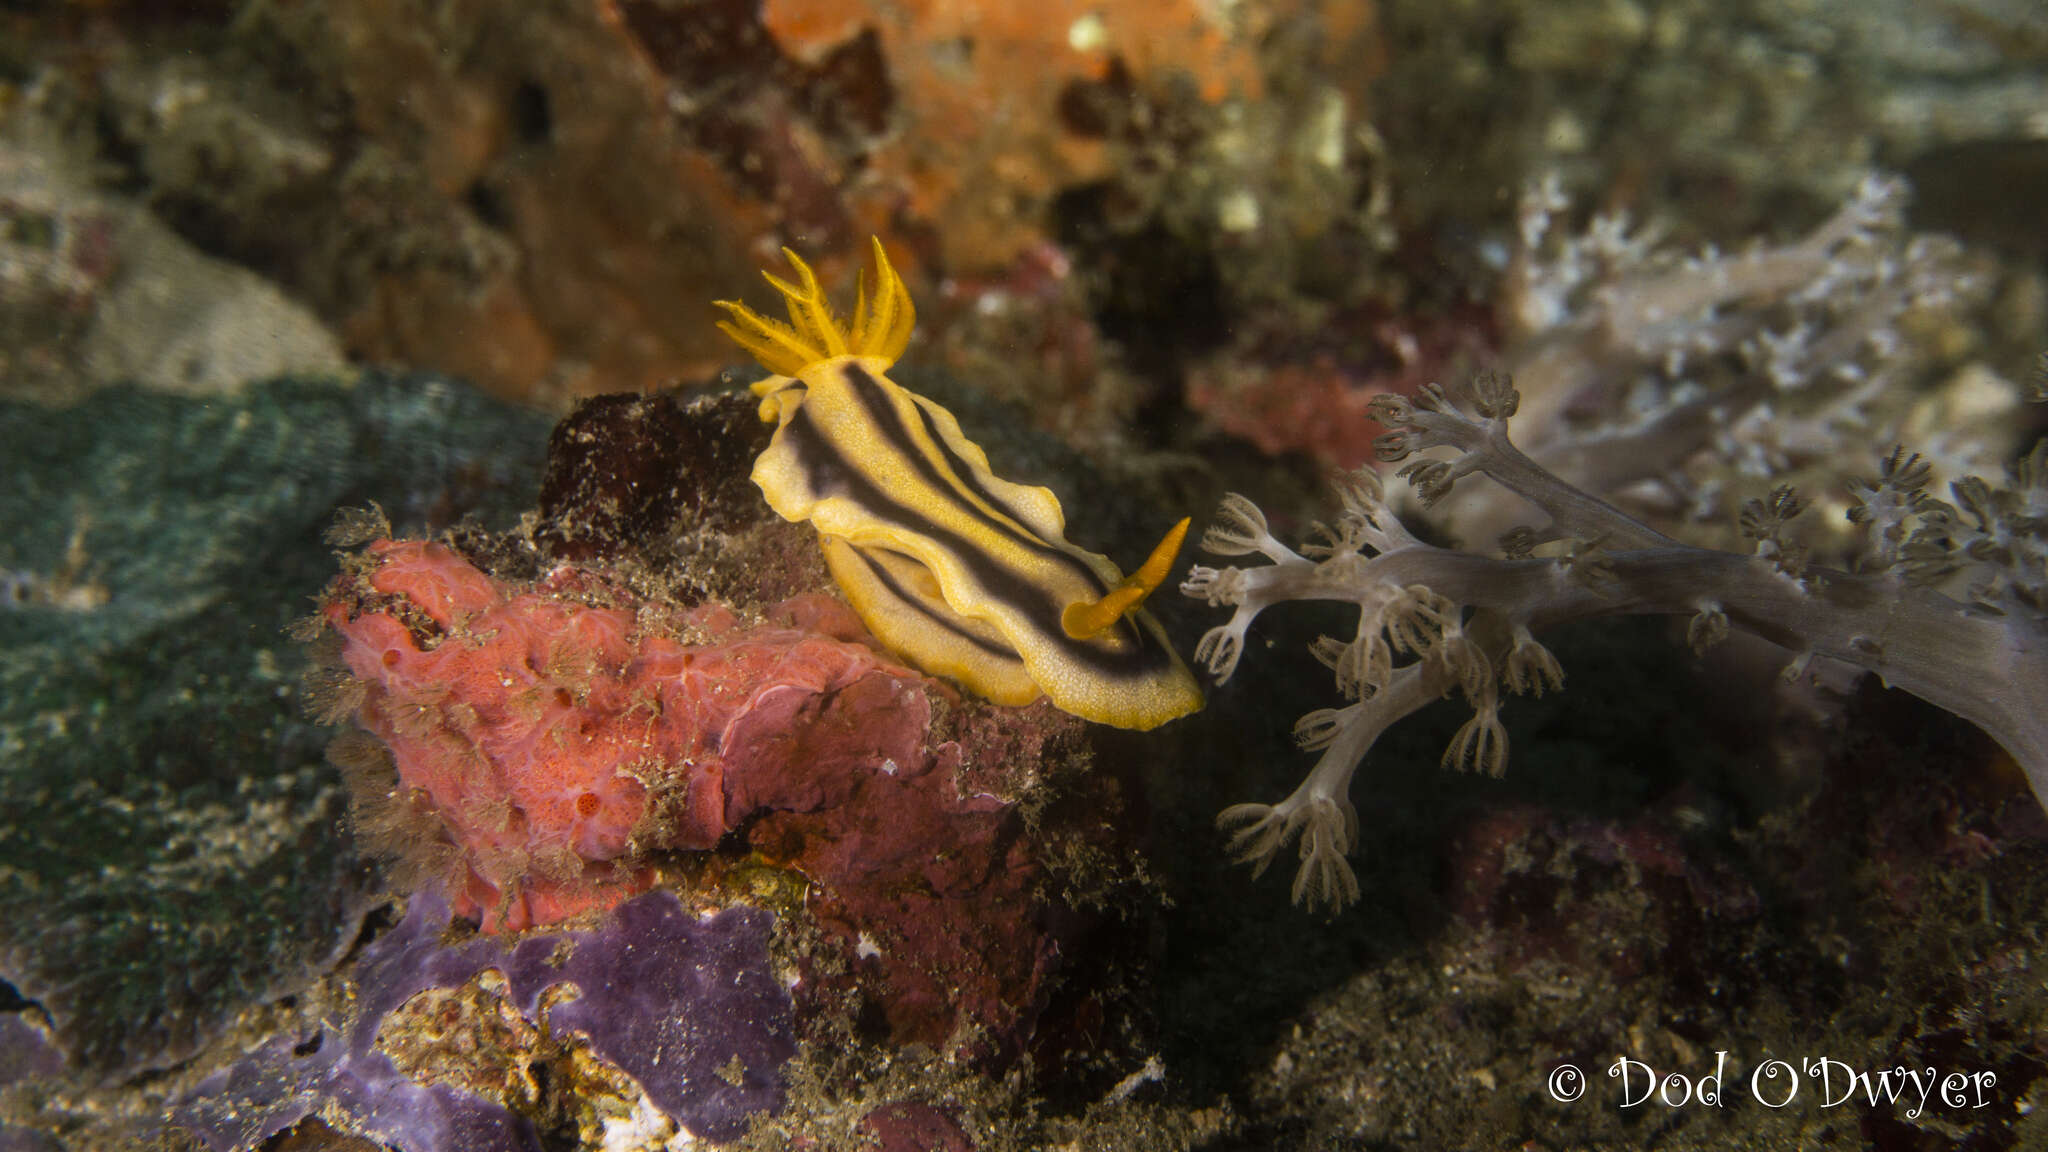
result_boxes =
[324,538,925,931]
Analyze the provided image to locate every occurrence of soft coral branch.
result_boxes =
[1186,372,2048,911]
[1478,172,2010,560]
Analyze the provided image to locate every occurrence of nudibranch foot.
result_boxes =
[820,535,1040,707]
[716,240,1203,731]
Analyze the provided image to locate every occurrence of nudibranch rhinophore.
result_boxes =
[715,239,1203,730]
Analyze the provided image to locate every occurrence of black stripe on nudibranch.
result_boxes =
[838,364,1112,593]
[906,393,1070,558]
[779,405,1172,680]
[844,545,1023,663]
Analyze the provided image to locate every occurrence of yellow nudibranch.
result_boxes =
[715,239,1203,730]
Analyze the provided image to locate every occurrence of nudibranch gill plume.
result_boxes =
[714,239,1203,730]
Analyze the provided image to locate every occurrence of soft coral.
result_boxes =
[1184,375,2048,911]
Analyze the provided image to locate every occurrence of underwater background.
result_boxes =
[2,0,2046,1148]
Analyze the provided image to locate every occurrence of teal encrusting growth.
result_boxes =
[0,374,549,1069]
[716,241,1203,729]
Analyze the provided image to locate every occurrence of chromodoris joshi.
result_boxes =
[715,240,1203,730]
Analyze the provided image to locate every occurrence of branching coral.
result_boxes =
[1183,372,2048,912]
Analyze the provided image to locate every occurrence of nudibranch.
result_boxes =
[714,239,1203,730]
